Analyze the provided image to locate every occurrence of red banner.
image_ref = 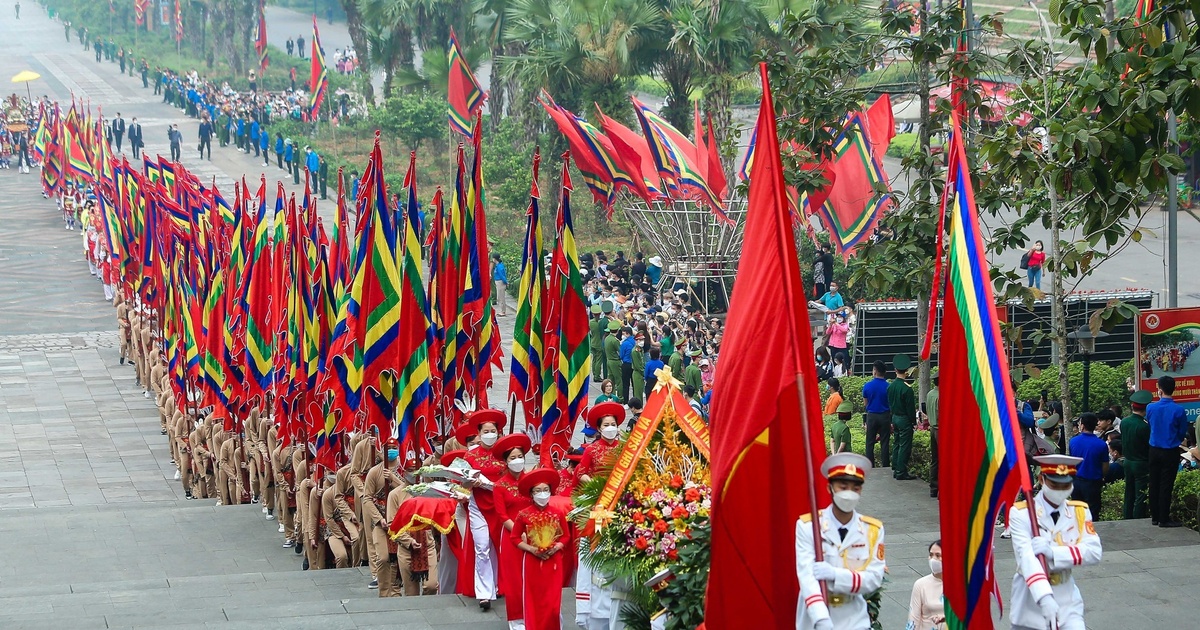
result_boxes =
[1137,307,1200,420]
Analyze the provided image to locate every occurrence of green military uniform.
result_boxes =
[1120,390,1153,519]
[589,305,607,380]
[683,350,703,399]
[631,343,646,402]
[927,369,940,497]
[830,401,854,454]
[667,350,684,377]
[604,322,623,400]
[886,354,917,480]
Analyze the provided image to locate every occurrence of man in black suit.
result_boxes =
[112,113,126,152]
[128,118,143,159]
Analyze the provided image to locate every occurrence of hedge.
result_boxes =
[1101,470,1200,532]
[1014,361,1129,413]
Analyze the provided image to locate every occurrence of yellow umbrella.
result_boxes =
[11,70,41,103]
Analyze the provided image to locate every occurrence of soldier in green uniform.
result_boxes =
[667,344,685,375]
[1120,389,1153,519]
[926,367,939,498]
[683,349,703,399]
[589,304,608,380]
[830,401,854,454]
[887,354,917,480]
[631,330,647,402]
[604,321,623,400]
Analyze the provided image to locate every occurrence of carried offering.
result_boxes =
[405,481,472,501]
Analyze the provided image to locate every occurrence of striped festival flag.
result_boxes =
[446,29,485,139]
[925,113,1034,630]
[309,15,329,118]
[509,150,545,428]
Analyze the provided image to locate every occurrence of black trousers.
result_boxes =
[621,363,633,402]
[1071,477,1103,521]
[864,412,891,468]
[114,132,123,152]
[199,137,211,160]
[170,143,181,161]
[1147,446,1180,523]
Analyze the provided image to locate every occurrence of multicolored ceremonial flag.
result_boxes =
[447,29,485,139]
[395,151,435,453]
[538,153,591,466]
[174,0,183,43]
[706,64,829,630]
[818,109,894,255]
[923,114,1034,630]
[596,107,664,202]
[254,2,269,71]
[631,97,728,220]
[309,16,329,118]
[135,0,149,26]
[509,150,545,427]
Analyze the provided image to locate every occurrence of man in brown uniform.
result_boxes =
[385,455,440,596]
[363,438,405,596]
[175,413,195,499]
[138,317,154,398]
[306,472,327,570]
[335,437,372,572]
[217,424,240,506]
[321,472,356,568]
[115,293,131,365]
[190,418,216,499]
[273,439,299,547]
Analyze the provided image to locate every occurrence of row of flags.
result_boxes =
[36,97,591,473]
[706,65,1033,630]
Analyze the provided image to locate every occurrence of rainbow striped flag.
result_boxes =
[255,2,269,71]
[309,15,329,118]
[447,29,485,139]
[632,97,727,219]
[395,151,434,452]
[926,114,1034,630]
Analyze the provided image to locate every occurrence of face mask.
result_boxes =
[533,491,551,507]
[601,426,620,441]
[929,559,942,575]
[508,459,524,474]
[386,449,399,461]
[832,490,861,513]
[1043,485,1072,505]
[403,471,417,484]
[433,444,444,455]
[480,431,498,447]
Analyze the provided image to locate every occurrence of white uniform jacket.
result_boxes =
[795,506,886,630]
[1008,492,1103,630]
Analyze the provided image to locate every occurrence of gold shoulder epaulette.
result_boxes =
[1066,500,1089,509]
[1012,501,1028,510]
[799,513,813,523]
[860,515,883,528]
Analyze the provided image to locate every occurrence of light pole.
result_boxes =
[1066,325,1110,414]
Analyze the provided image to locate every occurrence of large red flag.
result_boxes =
[706,63,829,630]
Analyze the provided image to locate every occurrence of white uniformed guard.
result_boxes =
[1008,454,1103,630]
[795,453,886,630]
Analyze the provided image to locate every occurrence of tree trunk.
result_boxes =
[340,0,375,104]
[703,73,734,179]
[489,45,506,130]
[1049,187,1072,435]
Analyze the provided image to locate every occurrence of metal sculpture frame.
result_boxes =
[623,198,748,314]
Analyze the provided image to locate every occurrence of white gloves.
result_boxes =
[811,561,838,581]
[1037,595,1060,624]
[575,613,588,628]
[1030,536,1052,558]
[814,618,834,630]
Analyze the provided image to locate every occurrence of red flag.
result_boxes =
[705,114,729,201]
[865,94,896,157]
[595,106,663,202]
[706,63,829,630]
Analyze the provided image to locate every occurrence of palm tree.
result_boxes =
[502,0,663,123]
[343,0,376,103]
[358,0,417,99]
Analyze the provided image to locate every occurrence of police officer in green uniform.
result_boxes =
[926,367,939,498]
[1120,389,1153,519]
[604,321,623,400]
[630,330,647,402]
[590,304,609,380]
[667,344,685,376]
[683,349,703,399]
[887,354,917,480]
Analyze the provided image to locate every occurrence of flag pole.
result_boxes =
[508,396,517,435]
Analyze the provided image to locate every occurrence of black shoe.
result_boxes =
[294,543,303,555]
[119,358,125,365]
[1160,521,1184,528]
[895,474,918,481]
[185,492,194,500]
[930,490,938,498]
[302,557,309,571]
[479,600,491,612]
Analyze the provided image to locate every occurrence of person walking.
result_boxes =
[198,116,213,160]
[1025,240,1046,289]
[319,155,329,200]
[1007,455,1103,630]
[14,1,19,19]
[128,117,143,159]
[140,60,149,88]
[1146,376,1188,527]
[168,124,182,162]
[109,112,125,153]
[260,131,270,167]
[14,131,31,174]
[491,253,508,316]
[117,47,125,74]
[888,354,918,480]
[862,360,892,469]
[1120,390,1153,519]
[305,146,319,184]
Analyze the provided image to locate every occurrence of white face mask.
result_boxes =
[1043,485,1073,505]
[508,459,524,474]
[601,426,620,441]
[929,559,942,575]
[832,490,861,513]
[533,491,551,507]
[480,431,498,447]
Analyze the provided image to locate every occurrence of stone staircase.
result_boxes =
[0,500,514,629]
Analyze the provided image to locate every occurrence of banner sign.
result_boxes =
[1137,307,1200,421]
